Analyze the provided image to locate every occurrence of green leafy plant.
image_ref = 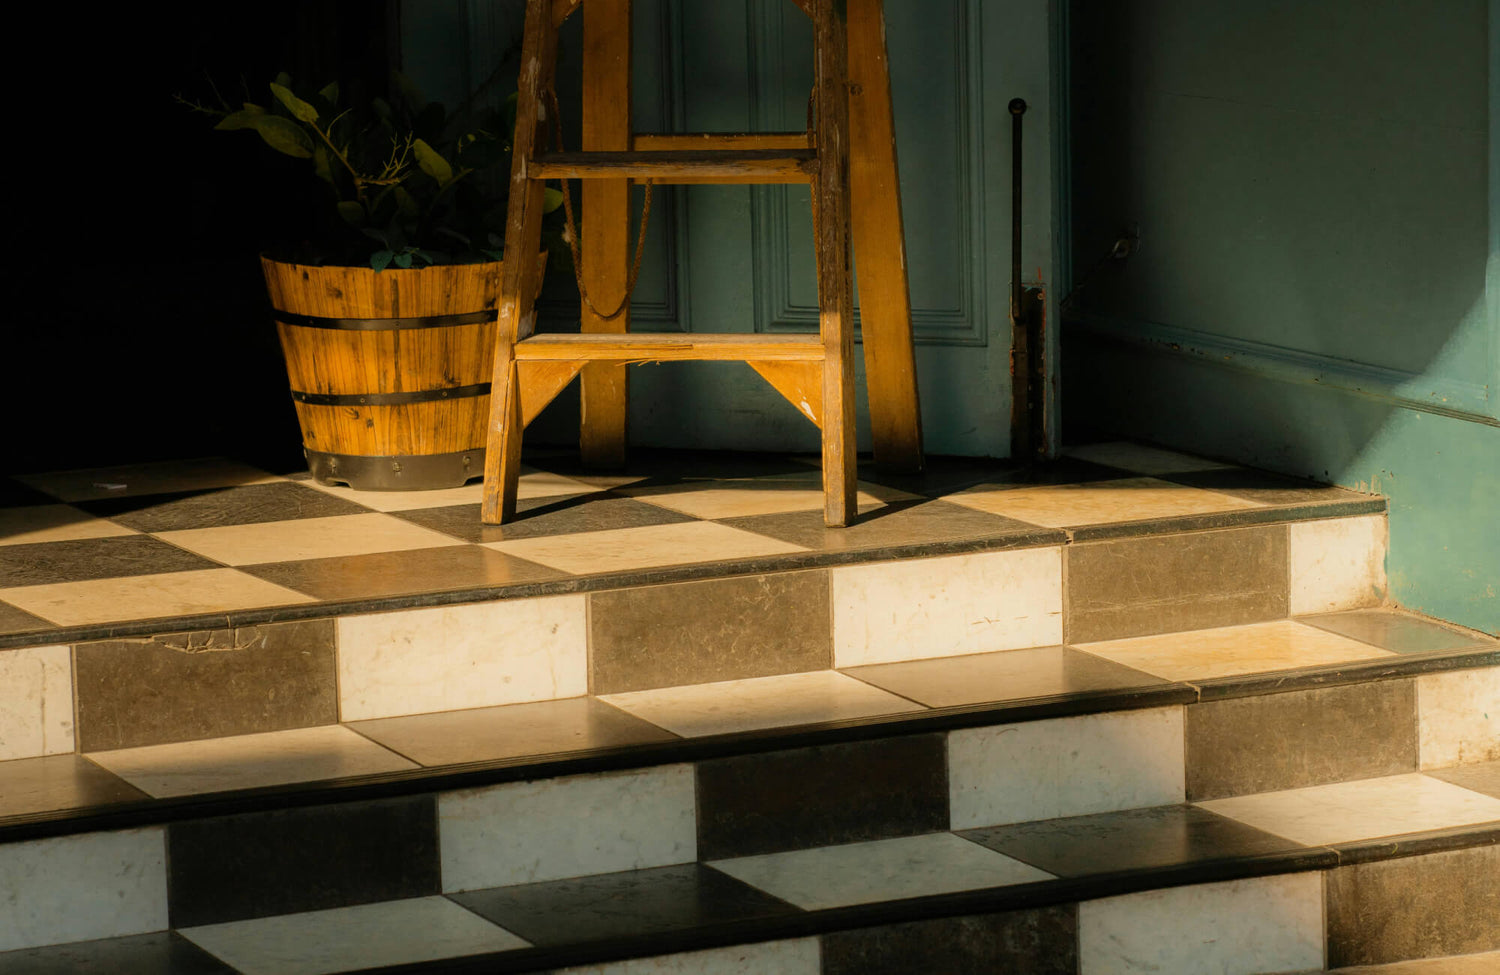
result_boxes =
[181,72,561,269]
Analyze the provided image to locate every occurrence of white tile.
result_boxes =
[1198,772,1500,846]
[1063,442,1235,475]
[556,938,821,974]
[619,476,916,519]
[832,547,1063,667]
[949,707,1185,829]
[337,596,588,720]
[0,828,168,951]
[439,764,696,891]
[1419,668,1500,768]
[1290,515,1387,615]
[1076,619,1395,682]
[295,468,600,511]
[600,671,922,738]
[1079,873,1324,975]
[483,521,806,574]
[0,569,316,626]
[708,832,1052,911]
[180,896,526,975]
[0,504,136,546]
[944,477,1258,528]
[15,458,282,502]
[86,725,416,798]
[0,645,74,761]
[157,512,465,565]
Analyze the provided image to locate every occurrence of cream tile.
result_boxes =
[949,706,1185,829]
[1079,873,1323,975]
[600,671,922,738]
[1198,773,1500,846]
[619,476,916,519]
[296,468,600,511]
[337,596,588,721]
[0,569,316,626]
[1290,515,1387,614]
[0,645,73,761]
[16,458,282,502]
[180,896,526,975]
[944,476,1260,528]
[86,725,417,798]
[708,832,1053,911]
[0,828,168,951]
[157,512,466,565]
[1064,441,1236,474]
[0,505,136,546]
[1077,619,1396,681]
[832,547,1063,667]
[556,938,821,975]
[439,764,696,891]
[1328,952,1500,975]
[1418,668,1500,768]
[483,521,806,574]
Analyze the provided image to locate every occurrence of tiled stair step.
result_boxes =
[2,616,1496,968]
[2,782,1497,972]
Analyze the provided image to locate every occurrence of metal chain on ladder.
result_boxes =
[544,88,653,323]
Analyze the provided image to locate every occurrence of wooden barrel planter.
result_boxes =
[262,255,542,491]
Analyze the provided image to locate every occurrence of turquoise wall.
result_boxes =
[1066,0,1499,633]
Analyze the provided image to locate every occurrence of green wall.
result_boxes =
[1066,0,1499,633]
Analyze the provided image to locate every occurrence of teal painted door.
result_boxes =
[403,0,1057,457]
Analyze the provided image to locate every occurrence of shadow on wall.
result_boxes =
[1063,0,1499,632]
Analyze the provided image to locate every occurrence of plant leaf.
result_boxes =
[336,200,365,226]
[270,82,319,123]
[393,187,419,219]
[249,115,314,158]
[412,138,453,186]
[215,107,264,131]
[544,188,564,213]
[274,71,292,88]
[370,249,395,272]
[393,251,413,269]
[318,81,339,105]
[313,146,335,184]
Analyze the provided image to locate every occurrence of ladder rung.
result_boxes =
[514,332,825,363]
[529,149,817,184]
[631,133,812,152]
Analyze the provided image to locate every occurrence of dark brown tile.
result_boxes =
[1163,467,1376,506]
[821,905,1078,975]
[696,734,947,859]
[961,805,1313,878]
[347,697,677,767]
[1325,845,1500,967]
[240,545,563,601]
[0,479,56,507]
[844,645,1167,708]
[530,447,811,484]
[1429,761,1500,800]
[392,494,693,544]
[1065,525,1289,643]
[451,863,797,947]
[1186,680,1418,801]
[0,755,147,820]
[0,535,219,587]
[166,795,440,927]
[75,619,337,751]
[1301,609,1490,654]
[0,600,51,635]
[590,569,830,694]
[76,481,369,531]
[0,931,236,974]
[719,500,1055,554]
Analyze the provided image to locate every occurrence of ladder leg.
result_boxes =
[813,0,857,528]
[579,0,633,469]
[848,0,922,472]
[482,0,559,525]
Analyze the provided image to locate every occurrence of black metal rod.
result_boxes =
[1010,98,1026,322]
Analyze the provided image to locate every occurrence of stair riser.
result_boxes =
[0,516,1388,760]
[4,661,1495,953]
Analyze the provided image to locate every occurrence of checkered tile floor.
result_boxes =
[0,443,1382,642]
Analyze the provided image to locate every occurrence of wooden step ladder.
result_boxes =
[481,0,921,528]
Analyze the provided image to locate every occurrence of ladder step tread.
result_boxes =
[530,149,817,184]
[515,332,825,362]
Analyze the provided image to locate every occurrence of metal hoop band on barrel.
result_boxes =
[303,448,487,491]
[271,309,497,331]
[290,383,492,408]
